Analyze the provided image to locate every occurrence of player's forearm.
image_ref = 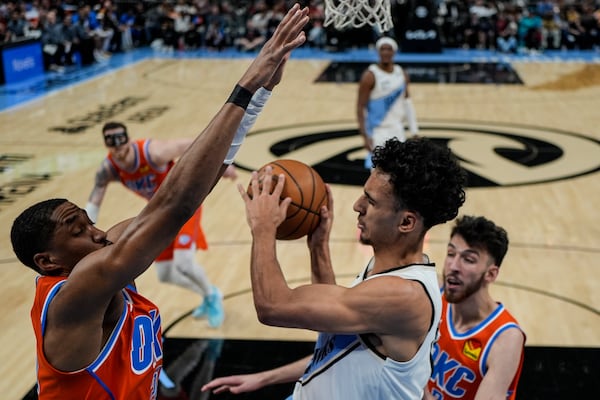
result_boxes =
[87,185,106,205]
[225,87,272,164]
[404,98,418,135]
[422,387,435,400]
[310,241,335,284]
[250,231,292,325]
[265,355,311,385]
[85,185,107,222]
[356,107,367,137]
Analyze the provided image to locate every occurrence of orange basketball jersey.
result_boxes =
[427,295,525,400]
[31,276,163,399]
[107,139,173,201]
[106,139,207,257]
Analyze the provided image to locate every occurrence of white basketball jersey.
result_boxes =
[290,259,442,400]
[366,64,408,146]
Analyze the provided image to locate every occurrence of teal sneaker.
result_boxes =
[191,301,207,319]
[205,286,224,328]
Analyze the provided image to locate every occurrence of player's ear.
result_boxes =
[398,210,419,233]
[34,252,62,274]
[485,264,500,282]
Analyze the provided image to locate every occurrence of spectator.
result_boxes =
[130,1,148,47]
[496,9,518,53]
[306,2,327,48]
[237,19,266,52]
[41,9,68,71]
[7,8,27,40]
[437,0,470,48]
[118,5,136,51]
[0,20,11,44]
[540,3,562,49]
[204,3,229,50]
[469,0,497,49]
[517,7,542,51]
[71,5,97,65]
[172,0,194,50]
[25,10,44,40]
[563,5,585,50]
[144,0,165,45]
[97,0,120,53]
[579,3,599,50]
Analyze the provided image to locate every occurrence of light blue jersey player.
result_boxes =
[357,37,418,168]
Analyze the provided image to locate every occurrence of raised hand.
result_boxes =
[238,4,309,92]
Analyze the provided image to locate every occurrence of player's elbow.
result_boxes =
[254,303,280,326]
[253,296,292,327]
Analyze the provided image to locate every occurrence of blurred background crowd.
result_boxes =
[0,0,599,72]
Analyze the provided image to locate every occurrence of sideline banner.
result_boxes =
[0,39,45,85]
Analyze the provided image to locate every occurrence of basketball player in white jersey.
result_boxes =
[357,36,419,169]
[202,137,466,399]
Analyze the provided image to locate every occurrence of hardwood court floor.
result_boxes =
[1,53,599,399]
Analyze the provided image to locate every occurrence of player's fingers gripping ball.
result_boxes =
[247,159,328,240]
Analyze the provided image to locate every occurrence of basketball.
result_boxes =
[247,159,328,240]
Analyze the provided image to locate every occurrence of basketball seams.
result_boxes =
[272,160,319,214]
[308,167,318,213]
[253,159,327,240]
[271,160,305,207]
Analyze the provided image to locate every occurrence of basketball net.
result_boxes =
[323,0,394,33]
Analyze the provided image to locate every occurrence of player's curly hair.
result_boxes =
[451,215,509,267]
[372,137,466,229]
[11,198,67,275]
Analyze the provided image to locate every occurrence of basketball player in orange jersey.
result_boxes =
[425,215,526,400]
[85,121,239,328]
[9,5,309,399]
[357,36,418,169]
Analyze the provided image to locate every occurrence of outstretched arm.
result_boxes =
[201,355,311,395]
[48,3,310,372]
[89,4,310,291]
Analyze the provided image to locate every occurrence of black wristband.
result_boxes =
[226,84,253,110]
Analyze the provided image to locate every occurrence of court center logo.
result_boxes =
[234,120,600,188]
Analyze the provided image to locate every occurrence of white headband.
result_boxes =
[375,37,398,52]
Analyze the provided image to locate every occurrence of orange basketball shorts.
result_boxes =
[155,205,208,261]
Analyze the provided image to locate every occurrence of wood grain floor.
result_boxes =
[1,58,599,399]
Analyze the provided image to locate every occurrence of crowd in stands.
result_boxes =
[0,0,599,72]
[435,0,600,53]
